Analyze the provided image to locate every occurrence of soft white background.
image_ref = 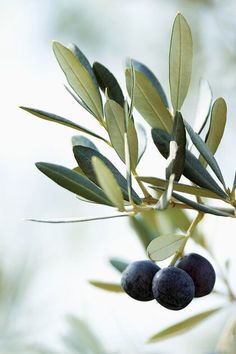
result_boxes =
[1,0,236,353]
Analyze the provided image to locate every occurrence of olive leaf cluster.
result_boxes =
[21,12,236,346]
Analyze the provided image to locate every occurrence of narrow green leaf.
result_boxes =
[136,123,147,163]
[151,128,227,199]
[139,176,221,199]
[125,69,173,132]
[89,281,123,293]
[147,234,186,261]
[124,101,132,203]
[72,135,98,151]
[92,157,125,211]
[172,191,231,217]
[166,112,186,181]
[200,97,227,167]
[105,99,125,161]
[148,307,222,342]
[36,162,112,206]
[73,146,142,204]
[93,62,124,106]
[105,99,138,169]
[126,59,169,108]
[185,121,226,188]
[68,43,99,90]
[194,78,212,135]
[156,174,175,210]
[109,258,129,273]
[53,41,103,121]
[20,106,107,143]
[169,13,193,112]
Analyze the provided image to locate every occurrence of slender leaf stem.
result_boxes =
[133,169,152,199]
[170,212,204,265]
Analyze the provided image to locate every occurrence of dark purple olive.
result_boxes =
[121,260,160,301]
[152,267,195,310]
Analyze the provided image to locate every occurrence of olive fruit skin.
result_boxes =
[176,253,216,297]
[121,260,160,301]
[152,267,195,310]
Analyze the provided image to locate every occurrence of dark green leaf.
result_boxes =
[147,234,186,261]
[136,123,147,163]
[148,307,222,342]
[172,191,231,217]
[185,121,226,188]
[93,62,124,106]
[126,59,169,108]
[20,107,107,143]
[139,176,221,199]
[89,281,123,293]
[151,128,227,199]
[92,156,125,211]
[166,112,186,181]
[125,68,173,132]
[68,43,99,89]
[53,41,103,121]
[109,258,129,273]
[169,13,193,112]
[71,135,98,151]
[200,97,227,167]
[73,146,141,204]
[36,162,112,206]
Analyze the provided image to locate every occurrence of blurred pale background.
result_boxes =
[1,0,236,353]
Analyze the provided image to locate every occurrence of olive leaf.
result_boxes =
[73,146,142,204]
[20,107,107,143]
[139,176,221,199]
[169,13,193,112]
[147,234,186,261]
[184,121,226,188]
[109,258,129,273]
[166,112,186,181]
[148,307,222,342]
[93,61,124,106]
[71,135,99,151]
[35,162,112,206]
[89,281,123,293]
[53,41,104,121]
[156,174,175,210]
[124,100,133,203]
[194,78,212,135]
[172,191,232,217]
[233,172,236,192]
[200,97,227,167]
[68,43,99,89]
[136,123,147,163]
[92,156,125,211]
[152,128,227,199]
[125,68,173,132]
[105,99,138,170]
[126,59,169,108]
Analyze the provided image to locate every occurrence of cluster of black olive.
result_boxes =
[121,253,216,310]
